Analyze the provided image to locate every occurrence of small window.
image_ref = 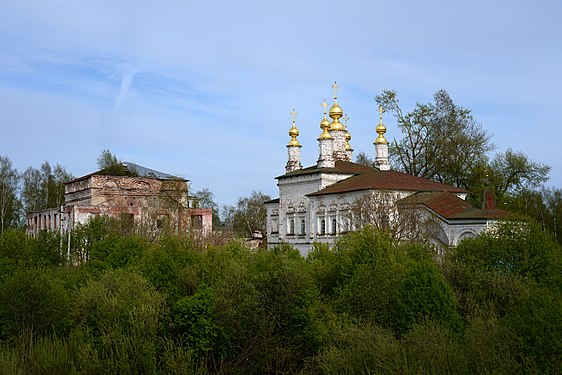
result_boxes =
[120,213,135,232]
[300,219,306,235]
[157,214,169,229]
[192,215,203,230]
[320,219,326,235]
[332,218,337,235]
[288,219,295,235]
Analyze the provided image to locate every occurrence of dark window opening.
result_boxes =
[192,215,203,230]
[157,214,169,229]
[289,219,295,235]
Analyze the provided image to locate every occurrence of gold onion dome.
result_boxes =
[287,109,301,147]
[319,100,332,140]
[329,82,345,131]
[374,105,388,144]
[329,103,343,119]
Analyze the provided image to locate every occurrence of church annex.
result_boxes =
[266,83,508,255]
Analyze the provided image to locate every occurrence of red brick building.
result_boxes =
[26,162,212,236]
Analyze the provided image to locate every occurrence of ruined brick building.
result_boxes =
[26,162,212,236]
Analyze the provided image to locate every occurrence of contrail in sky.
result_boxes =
[114,71,135,110]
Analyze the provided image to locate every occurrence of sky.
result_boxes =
[1,0,561,207]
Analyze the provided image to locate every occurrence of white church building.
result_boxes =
[265,83,508,256]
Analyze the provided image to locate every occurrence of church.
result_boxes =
[265,83,508,255]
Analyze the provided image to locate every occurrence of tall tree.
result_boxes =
[0,156,21,232]
[223,191,271,238]
[21,162,73,212]
[489,148,550,200]
[21,167,42,213]
[376,89,494,188]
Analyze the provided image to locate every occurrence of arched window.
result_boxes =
[331,218,337,234]
[300,219,306,235]
[320,219,326,235]
[289,219,295,235]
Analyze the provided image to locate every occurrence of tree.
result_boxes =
[96,149,130,176]
[224,191,271,238]
[542,188,562,244]
[351,191,430,243]
[21,162,73,213]
[97,149,120,169]
[376,89,494,188]
[0,156,21,232]
[503,187,562,244]
[21,167,42,213]
[489,148,550,201]
[354,151,374,167]
[192,188,222,229]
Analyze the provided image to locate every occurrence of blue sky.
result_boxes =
[1,0,561,206]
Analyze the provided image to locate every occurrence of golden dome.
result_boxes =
[319,100,333,140]
[329,103,343,119]
[374,105,388,144]
[330,117,345,131]
[319,127,332,140]
[328,82,345,130]
[289,126,299,138]
[287,109,301,147]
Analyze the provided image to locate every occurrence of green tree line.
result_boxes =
[0,157,73,233]
[0,219,561,374]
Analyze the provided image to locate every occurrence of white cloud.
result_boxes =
[0,0,561,204]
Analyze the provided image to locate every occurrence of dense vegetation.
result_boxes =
[0,218,561,374]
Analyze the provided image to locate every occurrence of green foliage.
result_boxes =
[88,234,149,272]
[504,187,562,245]
[0,268,70,340]
[394,262,461,333]
[376,89,493,188]
[95,149,133,177]
[505,287,562,373]
[21,162,73,213]
[452,220,562,289]
[172,287,224,357]
[0,155,21,233]
[0,222,560,372]
[400,320,465,373]
[313,321,401,374]
[461,313,523,373]
[72,269,165,373]
[0,229,64,272]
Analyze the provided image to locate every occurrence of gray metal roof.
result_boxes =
[121,162,185,180]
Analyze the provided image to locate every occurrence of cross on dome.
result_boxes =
[332,82,339,102]
[321,100,328,118]
[290,108,298,124]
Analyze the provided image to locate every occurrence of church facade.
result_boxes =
[265,83,508,255]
